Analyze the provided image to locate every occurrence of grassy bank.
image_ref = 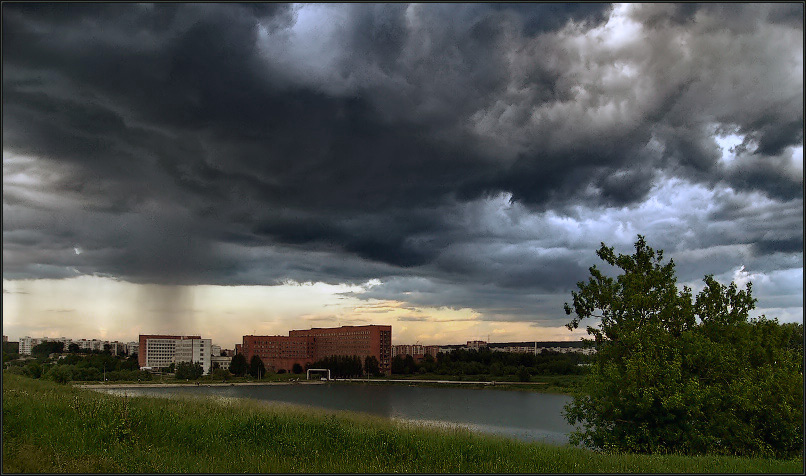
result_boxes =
[3,373,802,473]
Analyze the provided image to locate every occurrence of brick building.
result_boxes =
[241,325,392,374]
[241,335,315,373]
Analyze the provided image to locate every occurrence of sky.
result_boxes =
[2,3,803,349]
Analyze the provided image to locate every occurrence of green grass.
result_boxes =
[3,373,802,473]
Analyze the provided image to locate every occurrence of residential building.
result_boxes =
[211,355,231,371]
[138,334,212,375]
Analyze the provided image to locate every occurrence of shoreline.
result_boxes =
[76,378,552,390]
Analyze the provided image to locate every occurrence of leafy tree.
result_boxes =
[47,364,73,384]
[516,365,531,382]
[308,355,363,378]
[175,361,204,380]
[249,355,266,379]
[31,341,64,358]
[363,356,380,377]
[211,368,230,381]
[24,362,42,378]
[68,343,81,353]
[229,354,247,376]
[564,236,803,458]
[292,363,303,374]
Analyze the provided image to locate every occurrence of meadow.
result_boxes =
[3,373,802,473]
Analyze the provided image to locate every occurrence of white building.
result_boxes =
[127,341,139,356]
[140,335,212,375]
[175,338,212,375]
[211,355,231,371]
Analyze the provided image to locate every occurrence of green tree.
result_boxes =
[516,365,530,382]
[229,354,247,376]
[211,367,230,381]
[31,341,64,358]
[68,343,80,353]
[563,236,803,458]
[175,361,203,380]
[363,356,380,377]
[249,355,266,379]
[292,362,303,374]
[47,364,73,384]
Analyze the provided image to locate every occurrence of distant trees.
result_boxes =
[229,354,247,377]
[563,236,803,458]
[363,356,381,377]
[31,341,64,358]
[292,363,303,374]
[175,361,204,380]
[249,356,266,379]
[307,355,363,378]
[389,348,588,377]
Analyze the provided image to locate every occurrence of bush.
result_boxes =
[47,364,72,384]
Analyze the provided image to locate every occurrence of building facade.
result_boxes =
[241,325,392,375]
[138,335,212,374]
[291,325,392,374]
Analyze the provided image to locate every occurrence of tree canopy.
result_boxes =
[563,236,803,458]
[229,354,247,377]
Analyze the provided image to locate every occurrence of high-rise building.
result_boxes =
[242,325,392,374]
[138,335,212,374]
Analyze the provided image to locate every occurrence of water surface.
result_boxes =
[95,383,575,444]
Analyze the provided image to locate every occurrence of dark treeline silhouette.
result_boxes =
[392,347,591,379]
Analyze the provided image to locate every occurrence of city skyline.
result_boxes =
[3,3,803,347]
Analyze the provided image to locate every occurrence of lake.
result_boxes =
[94,382,576,444]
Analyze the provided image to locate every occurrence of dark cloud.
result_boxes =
[2,3,802,323]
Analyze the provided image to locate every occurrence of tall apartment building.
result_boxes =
[392,344,441,360]
[241,325,392,375]
[138,335,212,375]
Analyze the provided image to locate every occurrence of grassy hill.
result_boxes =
[3,373,802,473]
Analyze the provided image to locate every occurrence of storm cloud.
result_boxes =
[3,3,802,327]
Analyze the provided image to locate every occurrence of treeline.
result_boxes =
[306,355,382,378]
[4,350,151,384]
[224,354,383,379]
[391,347,591,380]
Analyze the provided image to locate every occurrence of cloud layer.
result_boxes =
[3,3,803,328]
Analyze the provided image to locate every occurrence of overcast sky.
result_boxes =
[3,3,803,348]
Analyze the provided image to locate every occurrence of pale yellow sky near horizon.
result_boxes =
[2,276,588,349]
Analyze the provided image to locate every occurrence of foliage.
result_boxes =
[390,347,589,378]
[46,364,73,384]
[292,363,303,374]
[2,373,801,474]
[31,341,64,358]
[174,362,204,380]
[516,366,531,382]
[211,368,231,381]
[564,236,803,458]
[229,354,247,377]
[363,356,381,377]
[248,355,266,379]
[308,355,363,378]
